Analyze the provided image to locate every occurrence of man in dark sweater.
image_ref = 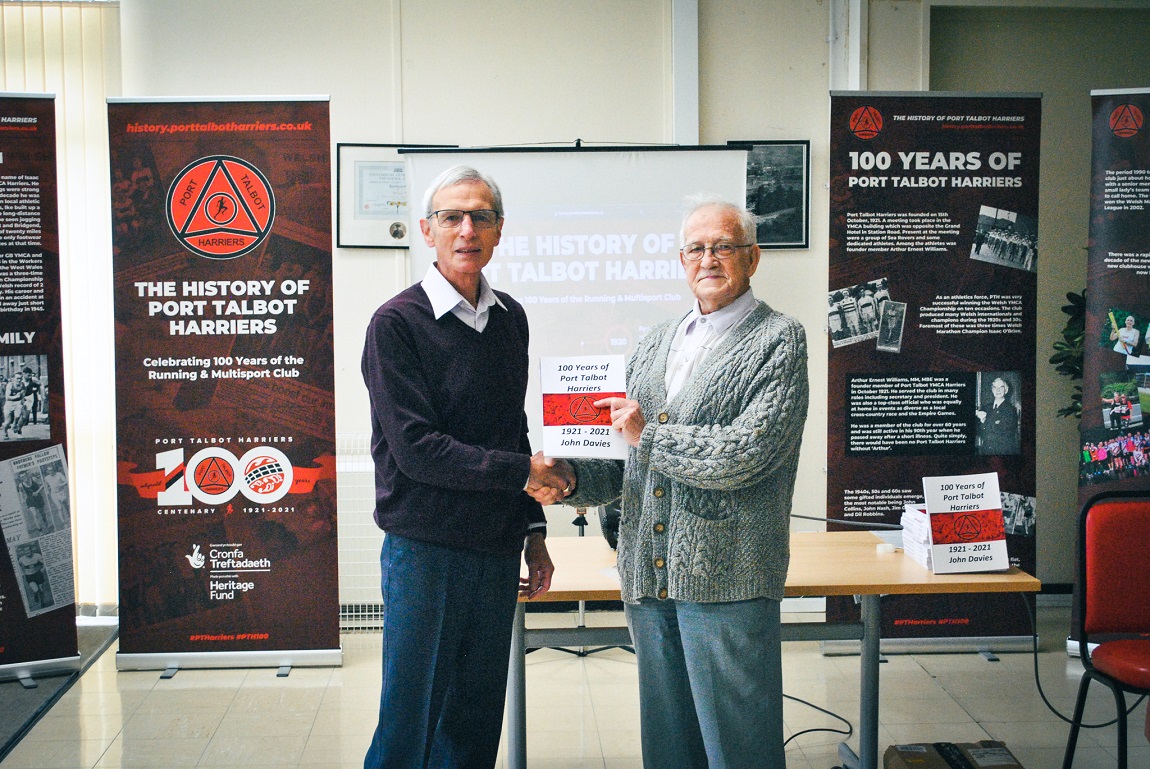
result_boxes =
[362,165,572,769]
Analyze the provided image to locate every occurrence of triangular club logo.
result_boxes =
[182,163,262,237]
[166,155,275,259]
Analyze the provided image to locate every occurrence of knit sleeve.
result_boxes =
[564,458,625,508]
[641,312,809,490]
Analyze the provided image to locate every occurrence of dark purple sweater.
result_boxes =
[361,283,544,556]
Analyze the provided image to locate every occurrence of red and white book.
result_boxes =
[920,472,1009,574]
[539,355,628,459]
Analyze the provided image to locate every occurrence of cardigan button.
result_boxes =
[654,557,665,568]
[657,589,668,599]
[653,487,665,498]
[657,412,669,424]
[653,522,665,534]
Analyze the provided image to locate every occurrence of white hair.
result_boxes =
[422,165,504,218]
[679,194,757,245]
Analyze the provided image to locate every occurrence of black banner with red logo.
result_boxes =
[1079,90,1150,497]
[108,99,338,666]
[0,94,77,677]
[828,93,1039,643]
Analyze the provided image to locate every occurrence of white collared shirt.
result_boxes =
[420,263,506,332]
[664,289,757,400]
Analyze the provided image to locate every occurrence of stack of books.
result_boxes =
[900,503,932,570]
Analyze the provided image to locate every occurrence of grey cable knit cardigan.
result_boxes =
[567,302,808,604]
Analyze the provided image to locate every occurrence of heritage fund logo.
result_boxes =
[185,544,206,569]
[182,543,272,601]
[166,155,275,259]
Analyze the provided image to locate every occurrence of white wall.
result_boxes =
[698,0,834,528]
[117,0,690,605]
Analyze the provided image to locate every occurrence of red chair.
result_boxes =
[1062,491,1150,769]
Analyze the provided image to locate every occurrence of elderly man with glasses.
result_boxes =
[362,165,571,769]
[542,196,809,769]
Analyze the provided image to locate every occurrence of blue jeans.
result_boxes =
[625,596,785,769]
[364,534,520,769]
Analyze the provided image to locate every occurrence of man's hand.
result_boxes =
[520,532,554,598]
[594,397,646,447]
[526,452,575,505]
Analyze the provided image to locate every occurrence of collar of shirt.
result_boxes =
[420,263,506,332]
[678,288,757,341]
[664,288,757,400]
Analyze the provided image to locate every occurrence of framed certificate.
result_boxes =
[335,143,453,249]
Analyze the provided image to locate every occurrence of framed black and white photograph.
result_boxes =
[336,143,454,249]
[729,140,810,250]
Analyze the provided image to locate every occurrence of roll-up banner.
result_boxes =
[0,93,77,681]
[1080,89,1150,496]
[1073,89,1150,651]
[109,98,339,669]
[828,92,1039,648]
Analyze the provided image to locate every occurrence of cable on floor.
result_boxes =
[781,693,854,747]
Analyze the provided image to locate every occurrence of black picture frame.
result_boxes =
[728,140,810,250]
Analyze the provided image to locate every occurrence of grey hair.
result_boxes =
[422,165,504,218]
[679,194,757,245]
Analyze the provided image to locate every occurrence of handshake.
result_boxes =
[526,451,576,505]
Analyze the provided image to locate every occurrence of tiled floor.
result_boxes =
[2,605,1147,768]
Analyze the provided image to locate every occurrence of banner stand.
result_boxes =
[821,635,1032,657]
[0,94,78,677]
[0,654,80,684]
[108,97,340,669]
[826,91,1041,649]
[116,647,341,672]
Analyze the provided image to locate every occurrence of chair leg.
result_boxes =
[1108,684,1127,769]
[1062,673,1093,769]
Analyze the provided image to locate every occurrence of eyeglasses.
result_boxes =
[680,242,754,261]
[428,209,501,229]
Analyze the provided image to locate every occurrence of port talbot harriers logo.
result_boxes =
[849,105,883,140]
[953,514,983,541]
[568,395,604,423]
[1109,103,1144,139]
[166,155,275,259]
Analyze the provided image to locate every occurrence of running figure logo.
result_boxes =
[568,395,603,423]
[1110,104,1144,139]
[166,155,275,259]
[849,106,883,140]
[953,514,983,541]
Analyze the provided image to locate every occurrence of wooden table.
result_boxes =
[508,532,1041,769]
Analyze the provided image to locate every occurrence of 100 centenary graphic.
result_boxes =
[158,444,293,506]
